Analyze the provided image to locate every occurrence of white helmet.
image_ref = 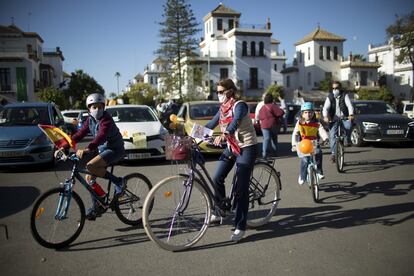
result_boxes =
[86,93,105,107]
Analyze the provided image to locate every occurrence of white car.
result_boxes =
[61,109,86,124]
[106,105,168,160]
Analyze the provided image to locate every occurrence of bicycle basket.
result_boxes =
[165,135,192,161]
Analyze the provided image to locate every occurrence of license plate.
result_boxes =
[386,129,404,135]
[127,153,151,159]
[0,151,24,157]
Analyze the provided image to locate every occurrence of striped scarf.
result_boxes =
[219,98,241,155]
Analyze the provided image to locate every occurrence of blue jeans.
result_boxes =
[300,146,323,180]
[329,120,352,155]
[212,145,257,231]
[261,126,278,158]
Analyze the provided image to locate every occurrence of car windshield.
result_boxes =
[354,102,397,115]
[0,106,50,126]
[63,112,80,118]
[189,103,220,120]
[405,104,413,112]
[107,107,158,122]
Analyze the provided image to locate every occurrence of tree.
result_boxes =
[352,54,366,61]
[124,83,157,106]
[357,87,394,103]
[386,11,414,100]
[36,86,67,110]
[115,72,121,96]
[265,84,284,100]
[156,0,200,99]
[318,76,333,92]
[64,69,105,109]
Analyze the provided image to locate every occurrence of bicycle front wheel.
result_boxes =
[247,162,281,228]
[309,166,320,203]
[143,175,211,251]
[30,187,85,249]
[335,139,345,173]
[114,173,152,226]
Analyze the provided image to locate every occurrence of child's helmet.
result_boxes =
[301,102,314,111]
[86,93,105,108]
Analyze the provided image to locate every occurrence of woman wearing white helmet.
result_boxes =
[67,93,125,220]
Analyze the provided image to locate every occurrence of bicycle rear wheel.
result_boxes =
[247,162,281,228]
[143,175,211,251]
[335,139,345,173]
[114,173,152,226]
[309,166,320,203]
[30,187,85,249]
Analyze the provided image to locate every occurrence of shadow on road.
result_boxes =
[0,186,40,219]
[319,179,414,204]
[58,231,150,251]
[242,201,414,244]
[343,158,414,173]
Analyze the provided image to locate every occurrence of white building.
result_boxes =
[0,24,65,104]
[282,27,380,103]
[174,3,286,100]
[368,39,413,101]
[143,57,168,93]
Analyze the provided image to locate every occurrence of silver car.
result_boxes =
[0,102,65,167]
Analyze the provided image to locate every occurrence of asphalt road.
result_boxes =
[1,133,414,276]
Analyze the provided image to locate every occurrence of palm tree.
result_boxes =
[115,72,121,96]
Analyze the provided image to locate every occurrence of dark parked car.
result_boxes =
[350,100,414,146]
[0,102,66,167]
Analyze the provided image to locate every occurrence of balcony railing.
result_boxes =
[245,79,264,89]
[238,23,267,30]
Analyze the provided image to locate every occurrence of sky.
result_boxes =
[1,0,413,95]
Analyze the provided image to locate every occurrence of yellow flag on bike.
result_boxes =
[38,124,76,149]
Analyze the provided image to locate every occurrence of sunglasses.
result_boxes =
[216,89,229,95]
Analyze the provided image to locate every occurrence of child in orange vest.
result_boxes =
[291,102,328,185]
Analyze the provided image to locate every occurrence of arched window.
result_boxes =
[251,41,256,56]
[319,46,324,60]
[242,41,247,56]
[259,42,264,56]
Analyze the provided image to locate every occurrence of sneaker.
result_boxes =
[210,214,223,224]
[114,177,126,195]
[230,229,245,242]
[330,155,335,163]
[298,176,304,186]
[85,207,101,221]
[317,173,325,180]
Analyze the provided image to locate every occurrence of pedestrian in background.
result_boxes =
[278,95,288,133]
[258,93,284,159]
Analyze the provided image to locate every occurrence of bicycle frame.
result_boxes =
[175,141,238,216]
[55,154,115,219]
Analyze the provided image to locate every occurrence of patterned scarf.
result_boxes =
[219,97,241,155]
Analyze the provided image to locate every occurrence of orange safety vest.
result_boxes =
[298,121,319,140]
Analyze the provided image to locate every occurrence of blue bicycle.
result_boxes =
[30,151,152,249]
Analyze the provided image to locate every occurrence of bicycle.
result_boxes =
[333,118,347,173]
[296,140,321,203]
[142,137,282,251]
[30,150,152,249]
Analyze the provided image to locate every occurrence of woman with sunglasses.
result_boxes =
[204,78,258,242]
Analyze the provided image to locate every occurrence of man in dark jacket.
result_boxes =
[322,81,354,162]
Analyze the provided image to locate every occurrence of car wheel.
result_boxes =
[351,126,365,147]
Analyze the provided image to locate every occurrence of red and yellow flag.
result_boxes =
[38,124,76,149]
